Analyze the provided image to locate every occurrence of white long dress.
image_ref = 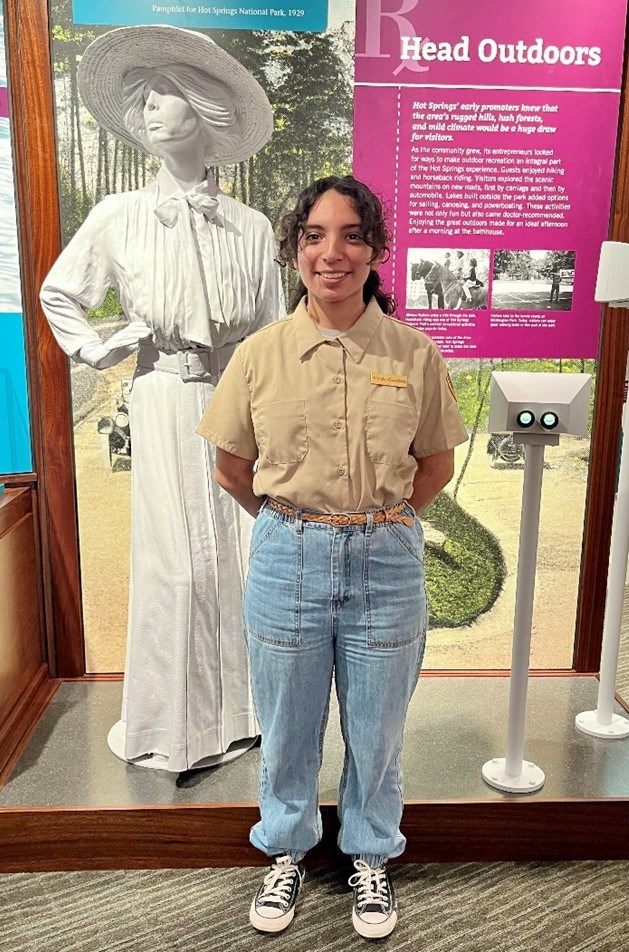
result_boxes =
[40,166,283,771]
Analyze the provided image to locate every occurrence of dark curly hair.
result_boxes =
[276,175,396,314]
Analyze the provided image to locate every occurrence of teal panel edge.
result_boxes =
[0,312,33,474]
[72,1,328,32]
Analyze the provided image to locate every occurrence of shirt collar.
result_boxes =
[293,296,385,362]
[156,164,221,200]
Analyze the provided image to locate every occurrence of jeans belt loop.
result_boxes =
[365,509,374,538]
[295,507,303,534]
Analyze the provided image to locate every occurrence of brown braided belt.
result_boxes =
[266,497,415,527]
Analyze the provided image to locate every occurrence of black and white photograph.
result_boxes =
[491,250,576,311]
[406,247,490,310]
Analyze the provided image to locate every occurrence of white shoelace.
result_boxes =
[259,857,300,908]
[348,860,389,910]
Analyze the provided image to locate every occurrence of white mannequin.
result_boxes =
[107,74,256,771]
[75,76,213,370]
[41,27,282,773]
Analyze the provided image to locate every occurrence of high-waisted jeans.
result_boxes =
[243,501,427,867]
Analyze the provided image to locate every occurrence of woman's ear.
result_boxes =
[371,248,390,268]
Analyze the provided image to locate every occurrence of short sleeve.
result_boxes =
[411,347,468,458]
[196,347,258,459]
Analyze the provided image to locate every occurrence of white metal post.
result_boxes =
[576,351,629,738]
[482,435,554,793]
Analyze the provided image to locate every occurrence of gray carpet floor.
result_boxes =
[1,861,629,952]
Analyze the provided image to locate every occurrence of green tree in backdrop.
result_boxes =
[51,3,352,275]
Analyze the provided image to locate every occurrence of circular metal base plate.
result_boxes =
[481,757,545,793]
[575,710,629,739]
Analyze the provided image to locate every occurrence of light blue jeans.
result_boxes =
[243,501,427,868]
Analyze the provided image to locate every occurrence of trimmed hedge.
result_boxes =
[423,491,507,628]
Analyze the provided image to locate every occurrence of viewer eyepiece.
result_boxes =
[516,410,535,428]
[540,411,559,430]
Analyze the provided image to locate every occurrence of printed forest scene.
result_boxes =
[50,1,592,672]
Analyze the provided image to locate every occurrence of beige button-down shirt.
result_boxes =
[197,297,468,512]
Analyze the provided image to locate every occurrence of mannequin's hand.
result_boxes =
[77,321,152,369]
[106,321,152,351]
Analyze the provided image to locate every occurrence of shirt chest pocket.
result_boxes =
[254,400,309,464]
[365,397,419,466]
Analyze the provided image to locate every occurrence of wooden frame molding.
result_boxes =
[0,673,60,787]
[574,28,629,669]
[4,0,85,677]
[0,799,628,872]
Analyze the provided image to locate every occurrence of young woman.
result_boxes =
[197,175,467,939]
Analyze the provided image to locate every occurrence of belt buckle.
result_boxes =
[178,350,213,382]
[331,512,352,526]
[178,351,199,381]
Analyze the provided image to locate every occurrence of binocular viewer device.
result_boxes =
[488,371,591,439]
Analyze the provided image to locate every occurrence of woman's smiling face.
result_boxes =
[297,189,378,314]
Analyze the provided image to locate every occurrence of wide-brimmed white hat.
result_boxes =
[78,25,273,165]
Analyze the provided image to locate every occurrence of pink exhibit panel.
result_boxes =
[353,0,627,358]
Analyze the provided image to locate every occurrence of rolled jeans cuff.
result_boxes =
[272,850,307,863]
[354,854,388,869]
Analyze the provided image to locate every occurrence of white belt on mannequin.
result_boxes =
[136,339,243,382]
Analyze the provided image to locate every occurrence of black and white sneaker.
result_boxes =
[249,855,305,933]
[348,859,398,939]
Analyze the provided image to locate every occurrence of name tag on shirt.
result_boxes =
[370,372,408,388]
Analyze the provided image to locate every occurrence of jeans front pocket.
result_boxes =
[365,523,426,648]
[386,518,425,566]
[244,515,302,646]
[249,512,281,560]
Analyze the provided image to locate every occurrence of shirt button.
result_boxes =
[333,376,342,384]
[337,467,346,476]
[334,420,343,429]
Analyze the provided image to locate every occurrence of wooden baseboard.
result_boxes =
[0,669,60,788]
[1,797,628,871]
